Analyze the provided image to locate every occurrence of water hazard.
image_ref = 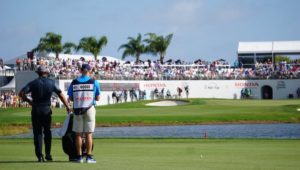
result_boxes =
[2,123,300,139]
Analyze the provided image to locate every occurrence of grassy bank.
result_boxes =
[1,99,300,135]
[96,99,300,126]
[0,138,299,170]
[0,124,29,136]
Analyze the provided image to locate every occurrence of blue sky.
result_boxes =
[0,0,300,64]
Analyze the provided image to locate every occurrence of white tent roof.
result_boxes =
[238,41,300,54]
[273,41,300,53]
[4,65,11,69]
[0,77,15,91]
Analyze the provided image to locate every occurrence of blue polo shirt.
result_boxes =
[21,77,61,106]
[67,75,101,105]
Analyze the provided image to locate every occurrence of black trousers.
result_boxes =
[31,106,52,158]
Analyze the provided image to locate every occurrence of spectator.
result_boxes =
[112,91,116,104]
[184,86,189,99]
[166,89,171,99]
[177,87,182,98]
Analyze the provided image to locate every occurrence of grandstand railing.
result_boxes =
[0,69,15,76]
[6,63,300,80]
[56,72,300,80]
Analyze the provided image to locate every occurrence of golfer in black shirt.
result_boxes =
[19,65,71,162]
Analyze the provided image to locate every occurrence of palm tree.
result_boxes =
[63,42,77,54]
[77,36,108,60]
[33,32,63,59]
[118,33,146,63]
[144,33,173,64]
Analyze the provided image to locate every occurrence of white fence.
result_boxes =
[58,79,300,105]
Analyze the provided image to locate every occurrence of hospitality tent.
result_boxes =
[237,41,300,67]
[0,77,15,92]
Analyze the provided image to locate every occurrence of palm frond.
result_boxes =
[34,32,63,58]
[77,36,108,60]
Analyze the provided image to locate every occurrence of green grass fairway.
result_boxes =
[0,139,299,170]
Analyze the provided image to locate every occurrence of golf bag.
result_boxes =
[61,114,92,161]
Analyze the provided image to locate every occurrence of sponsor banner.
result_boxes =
[234,82,259,88]
[58,79,300,104]
[204,82,220,90]
[64,82,139,91]
[277,81,286,89]
[64,82,71,91]
[100,83,139,91]
[143,83,167,89]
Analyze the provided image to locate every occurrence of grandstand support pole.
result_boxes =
[272,41,275,70]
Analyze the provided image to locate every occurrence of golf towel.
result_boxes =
[59,113,73,136]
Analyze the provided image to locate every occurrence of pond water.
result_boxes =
[2,123,300,139]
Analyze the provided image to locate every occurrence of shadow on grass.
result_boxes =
[0,160,70,164]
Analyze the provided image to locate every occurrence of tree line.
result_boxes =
[32,32,173,64]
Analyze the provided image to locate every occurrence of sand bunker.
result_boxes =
[146,100,188,106]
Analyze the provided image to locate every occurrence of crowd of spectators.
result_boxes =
[0,92,20,108]
[107,85,190,105]
[1,56,300,108]
[5,56,300,80]
[109,88,146,104]
[0,91,60,108]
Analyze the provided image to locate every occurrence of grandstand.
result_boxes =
[1,41,300,107]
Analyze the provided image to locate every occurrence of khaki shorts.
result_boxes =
[72,106,96,133]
